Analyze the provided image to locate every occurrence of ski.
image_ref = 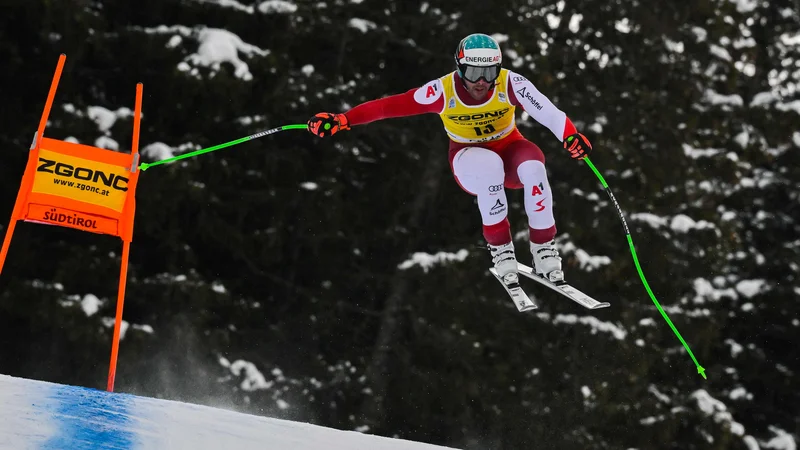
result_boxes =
[489,268,538,312]
[516,262,611,309]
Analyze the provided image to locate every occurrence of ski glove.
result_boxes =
[564,133,592,160]
[308,112,350,138]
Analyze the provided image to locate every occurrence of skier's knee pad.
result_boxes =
[453,147,504,192]
[516,160,547,185]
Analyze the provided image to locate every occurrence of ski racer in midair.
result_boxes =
[307,33,593,288]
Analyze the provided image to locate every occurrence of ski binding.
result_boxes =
[489,268,538,312]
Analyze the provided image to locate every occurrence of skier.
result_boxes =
[307,33,592,288]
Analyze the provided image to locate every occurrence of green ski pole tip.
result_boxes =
[324,123,331,130]
[698,366,707,379]
[140,163,150,171]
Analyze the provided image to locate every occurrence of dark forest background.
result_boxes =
[1,0,798,449]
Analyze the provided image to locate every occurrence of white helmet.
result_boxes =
[454,33,502,83]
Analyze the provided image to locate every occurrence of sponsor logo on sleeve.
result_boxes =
[413,80,443,104]
[515,87,544,110]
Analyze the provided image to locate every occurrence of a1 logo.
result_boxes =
[413,80,443,104]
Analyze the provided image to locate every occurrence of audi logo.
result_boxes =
[488,184,503,193]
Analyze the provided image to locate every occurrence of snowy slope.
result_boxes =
[0,374,458,450]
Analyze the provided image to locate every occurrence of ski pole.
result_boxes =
[583,156,707,380]
[138,124,309,171]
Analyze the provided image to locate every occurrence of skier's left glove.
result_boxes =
[307,112,350,138]
[564,132,592,160]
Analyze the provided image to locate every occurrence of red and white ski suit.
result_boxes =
[343,69,578,246]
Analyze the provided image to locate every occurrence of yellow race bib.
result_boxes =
[438,69,516,143]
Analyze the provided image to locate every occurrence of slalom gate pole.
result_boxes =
[583,156,707,379]
[138,124,309,171]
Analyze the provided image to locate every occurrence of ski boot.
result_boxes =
[488,241,519,287]
[531,240,564,283]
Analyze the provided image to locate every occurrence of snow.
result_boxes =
[141,141,199,161]
[94,136,119,151]
[704,89,744,108]
[709,44,732,61]
[631,212,668,228]
[141,25,269,81]
[725,339,744,357]
[780,31,800,46]
[615,18,631,34]
[793,132,800,147]
[630,212,716,234]
[568,14,582,33]
[692,389,728,416]
[185,28,269,81]
[397,249,469,273]
[87,106,133,132]
[102,317,129,340]
[692,278,738,304]
[167,34,182,48]
[731,0,759,13]
[571,248,610,271]
[0,374,454,449]
[580,386,591,398]
[549,314,627,340]
[670,214,716,233]
[300,181,319,190]
[734,37,757,49]
[691,27,708,43]
[132,324,154,334]
[348,18,377,33]
[734,58,755,76]
[198,0,254,13]
[258,0,298,14]
[546,13,561,29]
[226,359,273,391]
[735,279,766,298]
[692,390,747,438]
[729,387,753,400]
[734,130,749,147]
[301,64,315,76]
[775,100,800,115]
[664,38,684,53]
[648,385,671,403]
[80,294,102,317]
[682,144,722,159]
[141,142,176,161]
[763,427,797,450]
[191,0,298,14]
[744,436,761,450]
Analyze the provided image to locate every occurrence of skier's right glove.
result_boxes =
[307,112,350,138]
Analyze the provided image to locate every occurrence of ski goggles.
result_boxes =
[458,64,500,83]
